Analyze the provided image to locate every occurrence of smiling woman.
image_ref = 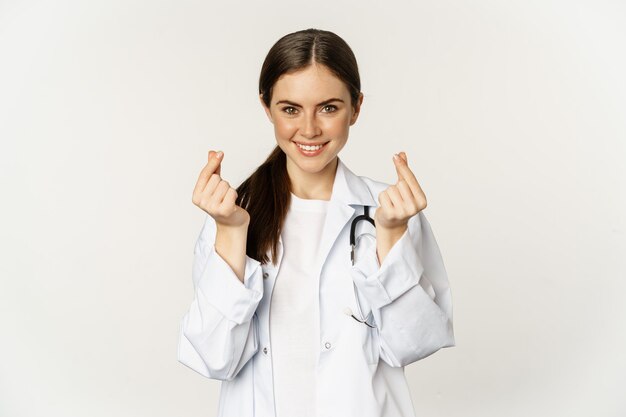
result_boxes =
[179,28,454,417]
[259,63,363,198]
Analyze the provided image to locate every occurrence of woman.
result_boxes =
[178,28,455,417]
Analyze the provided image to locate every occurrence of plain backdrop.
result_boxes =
[1,0,625,416]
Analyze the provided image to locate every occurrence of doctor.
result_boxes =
[178,28,455,417]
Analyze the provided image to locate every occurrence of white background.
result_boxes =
[1,1,625,416]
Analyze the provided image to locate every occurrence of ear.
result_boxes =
[259,94,273,123]
[349,92,364,126]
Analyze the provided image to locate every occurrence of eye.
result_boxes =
[281,106,298,115]
[321,105,338,113]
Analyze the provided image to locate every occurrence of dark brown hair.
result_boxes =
[235,28,361,266]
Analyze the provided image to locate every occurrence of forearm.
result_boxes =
[375,224,408,266]
[351,212,455,367]
[215,223,249,282]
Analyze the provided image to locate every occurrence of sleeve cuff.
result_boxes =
[194,243,264,325]
[350,226,424,310]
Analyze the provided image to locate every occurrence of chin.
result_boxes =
[297,157,336,172]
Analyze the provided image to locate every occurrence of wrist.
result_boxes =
[216,221,249,232]
[376,224,407,241]
[375,224,407,266]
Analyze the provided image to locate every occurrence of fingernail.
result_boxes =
[393,153,400,161]
[216,151,223,159]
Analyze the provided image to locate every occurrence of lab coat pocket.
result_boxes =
[349,230,380,365]
[363,316,380,365]
[347,283,379,365]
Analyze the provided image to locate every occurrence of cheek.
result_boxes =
[324,116,351,135]
[274,119,298,138]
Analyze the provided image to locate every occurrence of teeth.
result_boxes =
[297,143,324,151]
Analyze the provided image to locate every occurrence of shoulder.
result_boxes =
[359,175,391,198]
[340,160,390,202]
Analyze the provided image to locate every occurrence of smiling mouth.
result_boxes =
[293,141,330,150]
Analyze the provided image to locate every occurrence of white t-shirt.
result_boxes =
[269,192,329,417]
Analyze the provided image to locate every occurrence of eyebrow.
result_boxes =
[274,98,345,107]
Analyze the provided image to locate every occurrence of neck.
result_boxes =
[287,157,338,201]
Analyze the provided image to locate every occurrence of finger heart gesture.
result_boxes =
[375,152,427,231]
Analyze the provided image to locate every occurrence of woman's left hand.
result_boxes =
[375,152,427,232]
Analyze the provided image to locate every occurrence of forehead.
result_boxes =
[272,64,349,103]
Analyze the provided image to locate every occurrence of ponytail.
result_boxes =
[235,146,291,266]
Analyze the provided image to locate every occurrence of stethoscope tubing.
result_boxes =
[350,205,375,266]
[348,205,377,328]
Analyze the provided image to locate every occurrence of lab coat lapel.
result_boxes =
[315,157,378,276]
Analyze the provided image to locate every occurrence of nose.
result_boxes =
[300,112,321,139]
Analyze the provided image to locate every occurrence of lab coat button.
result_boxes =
[263,272,269,278]
[263,346,268,354]
[324,342,331,349]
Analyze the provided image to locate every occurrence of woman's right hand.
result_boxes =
[192,150,250,228]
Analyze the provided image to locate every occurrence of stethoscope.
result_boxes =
[343,205,377,328]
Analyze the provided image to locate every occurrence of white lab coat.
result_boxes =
[178,157,455,417]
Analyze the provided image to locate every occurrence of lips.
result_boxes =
[293,140,329,156]
[293,140,330,147]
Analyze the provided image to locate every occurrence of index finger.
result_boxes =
[193,150,223,195]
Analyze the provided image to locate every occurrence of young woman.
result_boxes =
[178,28,455,417]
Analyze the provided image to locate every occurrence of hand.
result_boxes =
[375,152,427,231]
[191,150,250,228]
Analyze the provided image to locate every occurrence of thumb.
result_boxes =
[208,150,223,175]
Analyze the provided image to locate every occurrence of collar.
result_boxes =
[331,156,378,208]
[271,156,378,270]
